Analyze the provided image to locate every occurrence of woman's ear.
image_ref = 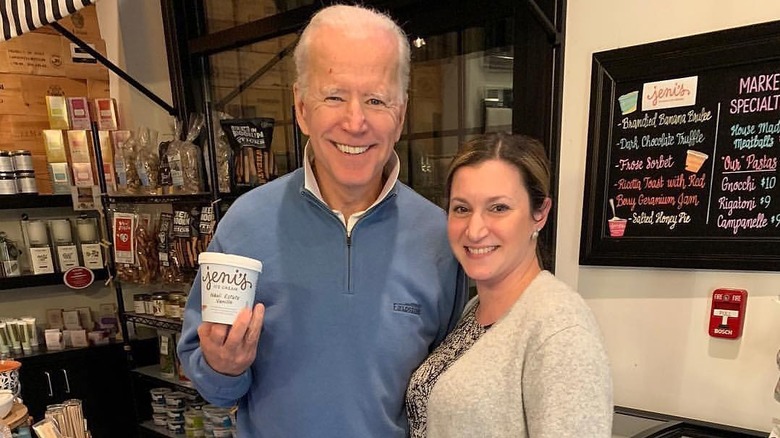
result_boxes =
[533,197,553,229]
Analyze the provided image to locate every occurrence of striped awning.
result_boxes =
[1,0,95,42]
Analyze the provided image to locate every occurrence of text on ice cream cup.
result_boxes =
[198,252,263,325]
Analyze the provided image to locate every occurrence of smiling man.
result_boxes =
[177,5,466,438]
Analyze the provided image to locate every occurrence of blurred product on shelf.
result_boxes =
[135,127,161,195]
[0,232,21,278]
[166,114,206,195]
[221,117,276,189]
[22,219,54,275]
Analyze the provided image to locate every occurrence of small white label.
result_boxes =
[642,76,698,111]
[160,335,169,355]
[169,153,184,186]
[30,247,55,274]
[80,243,104,269]
[56,245,79,270]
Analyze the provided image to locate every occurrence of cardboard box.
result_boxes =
[46,95,70,129]
[0,33,65,77]
[62,38,109,81]
[67,97,92,130]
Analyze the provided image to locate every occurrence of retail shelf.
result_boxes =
[107,193,214,204]
[124,312,183,331]
[0,194,73,210]
[0,269,108,291]
[132,364,195,391]
[139,420,176,438]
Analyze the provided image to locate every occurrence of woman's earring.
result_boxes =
[531,229,539,240]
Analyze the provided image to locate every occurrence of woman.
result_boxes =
[406,133,612,437]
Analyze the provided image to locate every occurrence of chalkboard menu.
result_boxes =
[580,21,780,271]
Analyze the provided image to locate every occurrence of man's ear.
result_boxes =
[394,94,408,142]
[293,83,310,136]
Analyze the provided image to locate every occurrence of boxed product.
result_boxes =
[46,96,70,129]
[66,130,94,187]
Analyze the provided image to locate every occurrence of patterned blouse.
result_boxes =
[405,303,489,438]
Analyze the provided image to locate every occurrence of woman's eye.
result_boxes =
[450,205,468,215]
[490,204,510,213]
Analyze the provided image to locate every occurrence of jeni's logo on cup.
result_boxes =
[202,265,254,291]
[642,76,698,111]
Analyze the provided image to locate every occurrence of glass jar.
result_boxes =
[50,219,79,272]
[152,292,169,317]
[15,170,37,194]
[133,294,148,314]
[0,172,17,195]
[0,151,13,172]
[144,294,154,315]
[166,292,181,319]
[10,150,33,171]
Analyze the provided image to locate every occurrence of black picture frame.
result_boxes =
[580,21,780,271]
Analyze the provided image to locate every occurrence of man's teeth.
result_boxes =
[467,246,497,255]
[336,143,369,155]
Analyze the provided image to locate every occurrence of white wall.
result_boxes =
[96,0,175,138]
[560,1,780,431]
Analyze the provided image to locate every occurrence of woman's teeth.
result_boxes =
[336,143,369,155]
[467,246,497,255]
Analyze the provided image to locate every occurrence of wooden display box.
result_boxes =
[0,74,89,116]
[31,4,103,43]
[61,38,109,81]
[0,33,65,77]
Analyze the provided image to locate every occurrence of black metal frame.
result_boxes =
[579,21,780,271]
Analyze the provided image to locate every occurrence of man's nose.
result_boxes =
[342,99,367,133]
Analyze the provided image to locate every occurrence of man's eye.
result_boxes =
[325,96,344,102]
[367,98,386,106]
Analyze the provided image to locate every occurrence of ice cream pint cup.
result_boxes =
[198,252,263,325]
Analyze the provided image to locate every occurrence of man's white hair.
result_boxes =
[293,4,410,102]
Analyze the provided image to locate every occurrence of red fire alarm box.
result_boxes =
[708,288,747,339]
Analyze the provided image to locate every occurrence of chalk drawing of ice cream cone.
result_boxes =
[618,91,639,115]
[685,149,708,173]
[607,198,627,237]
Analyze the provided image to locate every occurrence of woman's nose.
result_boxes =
[466,213,488,241]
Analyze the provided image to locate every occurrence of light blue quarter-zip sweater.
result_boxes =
[178,168,466,438]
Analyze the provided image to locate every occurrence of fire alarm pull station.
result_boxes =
[708,288,747,339]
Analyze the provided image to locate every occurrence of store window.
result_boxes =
[203,0,316,33]
[208,34,299,176]
[403,19,513,208]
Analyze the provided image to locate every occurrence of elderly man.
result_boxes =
[178,4,466,437]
